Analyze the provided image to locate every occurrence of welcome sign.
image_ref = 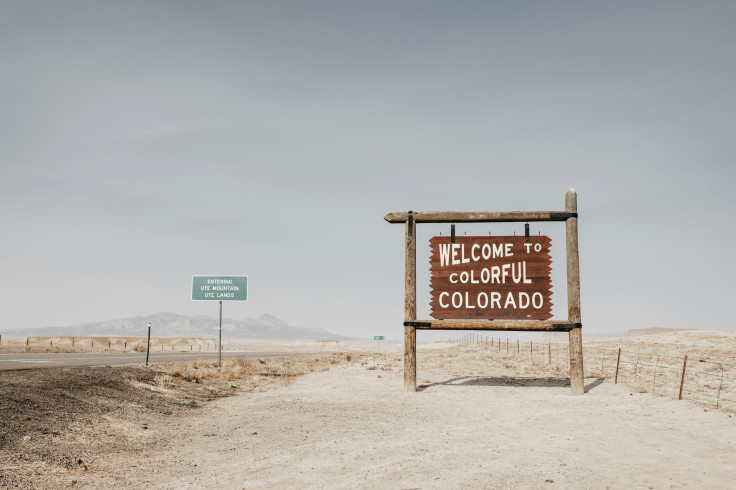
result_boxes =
[429,236,552,320]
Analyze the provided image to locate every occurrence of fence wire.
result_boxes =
[456,334,736,412]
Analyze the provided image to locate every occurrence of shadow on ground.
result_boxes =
[418,376,606,392]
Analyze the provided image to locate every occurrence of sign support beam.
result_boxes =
[404,214,417,392]
[404,320,581,331]
[566,188,584,395]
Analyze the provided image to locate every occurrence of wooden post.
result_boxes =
[600,350,606,378]
[652,356,660,394]
[634,354,639,379]
[614,348,621,383]
[404,214,417,392]
[566,188,584,395]
[678,355,688,400]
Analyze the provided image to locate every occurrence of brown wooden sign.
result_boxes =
[430,235,552,320]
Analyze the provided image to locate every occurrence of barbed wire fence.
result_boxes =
[456,333,736,412]
[2,336,222,353]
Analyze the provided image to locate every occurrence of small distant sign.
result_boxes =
[192,276,248,301]
[374,336,385,341]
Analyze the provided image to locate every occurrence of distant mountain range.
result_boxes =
[3,312,359,341]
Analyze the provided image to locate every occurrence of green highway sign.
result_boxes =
[374,336,385,341]
[192,276,248,301]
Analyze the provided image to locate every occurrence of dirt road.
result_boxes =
[89,349,736,489]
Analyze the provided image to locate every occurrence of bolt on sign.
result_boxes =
[429,236,552,320]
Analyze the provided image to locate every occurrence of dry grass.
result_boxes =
[152,353,362,391]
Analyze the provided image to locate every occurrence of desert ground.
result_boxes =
[2,331,736,489]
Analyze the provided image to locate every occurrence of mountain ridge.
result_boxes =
[2,312,359,341]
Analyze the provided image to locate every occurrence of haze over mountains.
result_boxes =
[2,312,358,341]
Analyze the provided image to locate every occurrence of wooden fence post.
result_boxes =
[404,213,417,392]
[566,188,584,395]
[600,350,606,378]
[614,348,621,384]
[678,355,688,400]
[634,354,640,379]
[716,364,724,408]
[652,356,660,394]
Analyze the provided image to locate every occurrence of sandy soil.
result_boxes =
[3,334,736,489]
[100,362,736,489]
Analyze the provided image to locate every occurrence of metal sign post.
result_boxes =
[145,322,151,367]
[192,275,248,371]
[374,335,385,353]
[218,300,223,370]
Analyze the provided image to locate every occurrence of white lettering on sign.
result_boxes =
[440,242,520,267]
[449,264,532,284]
[435,291,545,310]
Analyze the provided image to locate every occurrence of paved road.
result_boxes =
[0,351,314,371]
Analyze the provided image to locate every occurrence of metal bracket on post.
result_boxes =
[403,321,432,328]
[525,223,530,243]
[550,212,578,220]
[451,224,456,243]
[408,210,413,237]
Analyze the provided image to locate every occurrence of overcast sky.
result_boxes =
[1,1,734,339]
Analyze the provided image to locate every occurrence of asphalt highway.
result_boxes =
[0,351,313,371]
